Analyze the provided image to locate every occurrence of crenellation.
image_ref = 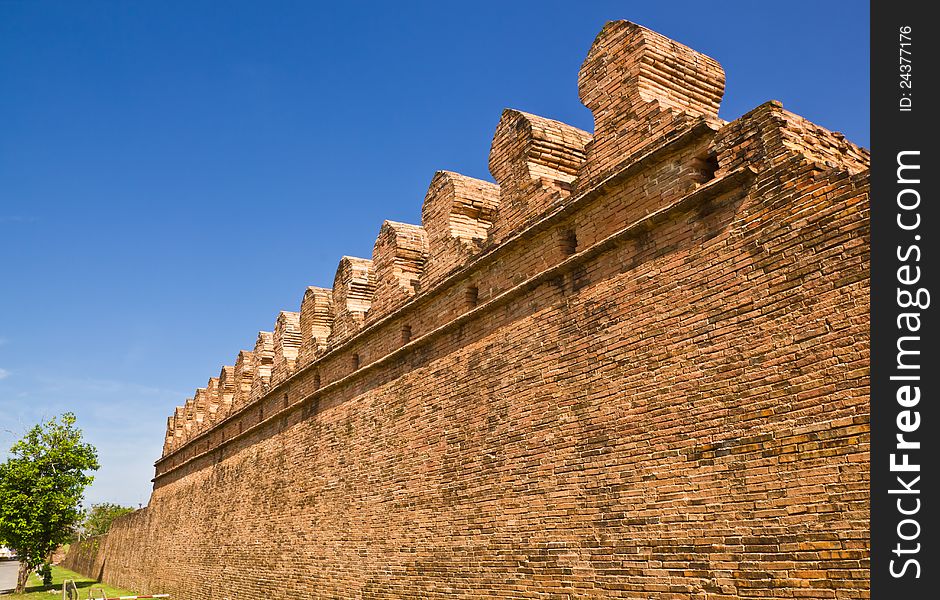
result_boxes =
[230,350,254,415]
[191,388,208,431]
[298,286,333,367]
[576,20,725,191]
[329,256,376,344]
[203,377,221,428]
[420,171,499,288]
[487,109,592,244]
[271,311,302,386]
[248,332,274,402]
[171,406,185,451]
[180,398,195,441]
[368,220,429,321]
[162,415,175,456]
[217,365,236,417]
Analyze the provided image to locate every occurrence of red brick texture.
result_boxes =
[65,20,870,599]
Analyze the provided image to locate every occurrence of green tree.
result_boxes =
[82,502,134,537]
[0,413,99,593]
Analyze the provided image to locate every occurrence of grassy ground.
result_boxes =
[5,564,139,599]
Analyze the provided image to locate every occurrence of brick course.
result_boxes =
[65,20,870,599]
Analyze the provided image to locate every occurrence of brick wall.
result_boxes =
[64,20,870,599]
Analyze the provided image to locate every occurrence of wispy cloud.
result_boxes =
[0,368,9,380]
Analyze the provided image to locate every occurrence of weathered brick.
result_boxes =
[64,19,870,600]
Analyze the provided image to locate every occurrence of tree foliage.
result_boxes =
[0,413,99,593]
[82,502,135,537]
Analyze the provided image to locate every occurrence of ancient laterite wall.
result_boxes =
[64,21,871,599]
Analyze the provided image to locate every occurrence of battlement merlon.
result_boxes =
[180,398,195,442]
[329,256,376,345]
[204,377,221,426]
[487,110,591,244]
[217,365,236,416]
[298,287,332,366]
[576,20,725,190]
[420,171,499,289]
[171,407,185,450]
[271,311,302,387]
[230,350,255,414]
[162,415,176,456]
[248,332,274,402]
[368,221,429,322]
[192,388,209,429]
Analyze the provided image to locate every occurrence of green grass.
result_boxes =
[5,564,139,599]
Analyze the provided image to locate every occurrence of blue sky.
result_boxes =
[0,1,869,507]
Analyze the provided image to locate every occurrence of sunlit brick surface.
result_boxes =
[65,20,870,600]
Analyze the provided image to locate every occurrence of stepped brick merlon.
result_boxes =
[191,388,208,430]
[420,171,499,287]
[171,406,185,450]
[369,221,429,321]
[230,350,254,415]
[162,416,175,456]
[180,398,194,440]
[217,365,236,416]
[488,110,591,243]
[329,256,376,344]
[298,286,333,366]
[248,332,274,401]
[271,311,302,386]
[577,20,725,189]
[204,377,221,425]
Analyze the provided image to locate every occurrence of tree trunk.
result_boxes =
[15,561,30,594]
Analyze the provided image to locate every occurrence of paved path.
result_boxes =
[0,560,21,594]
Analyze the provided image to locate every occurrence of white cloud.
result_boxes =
[0,368,9,380]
